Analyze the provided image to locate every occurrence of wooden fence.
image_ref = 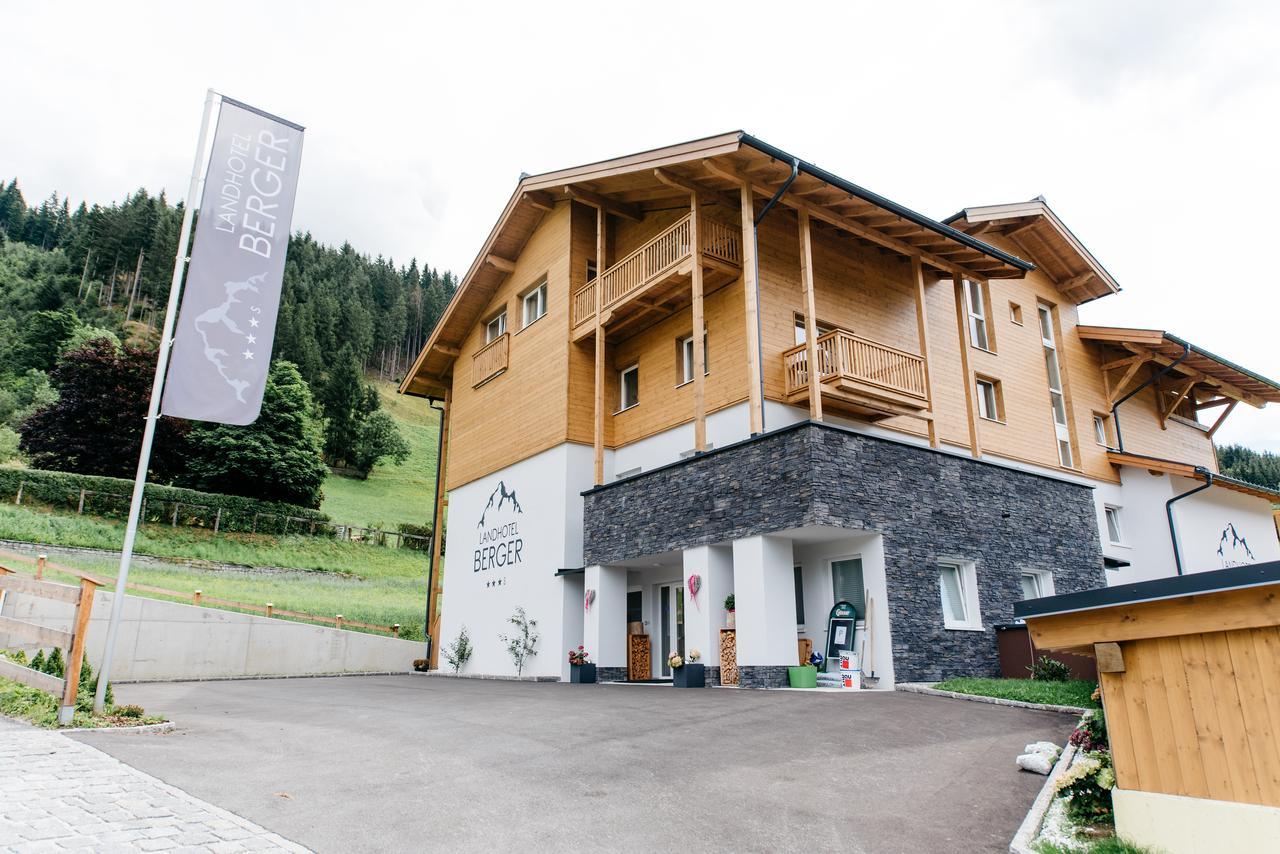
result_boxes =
[0,564,99,724]
[0,551,403,638]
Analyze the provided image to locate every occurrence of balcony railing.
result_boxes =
[572,212,742,327]
[472,332,508,388]
[783,329,928,403]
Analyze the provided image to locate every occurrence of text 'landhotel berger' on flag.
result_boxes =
[161,97,304,425]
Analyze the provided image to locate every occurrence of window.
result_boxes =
[963,279,991,351]
[831,557,865,619]
[939,560,982,630]
[1020,570,1054,600]
[1010,302,1024,325]
[679,330,709,385]
[975,377,1003,422]
[1038,304,1074,468]
[794,565,805,627]
[586,260,597,282]
[1104,505,1124,545]
[794,314,832,346]
[619,365,639,411]
[1093,413,1111,447]
[521,281,547,328]
[484,311,507,344]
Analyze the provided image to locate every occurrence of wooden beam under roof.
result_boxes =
[1118,341,1263,407]
[563,186,642,222]
[522,191,556,212]
[485,254,516,273]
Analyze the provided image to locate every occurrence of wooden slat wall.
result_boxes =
[1101,627,1280,806]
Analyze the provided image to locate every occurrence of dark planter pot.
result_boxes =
[673,662,705,688]
[569,663,597,684]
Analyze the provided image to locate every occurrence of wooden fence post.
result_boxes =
[36,554,46,580]
[172,503,180,527]
[59,576,102,725]
[252,513,259,534]
[392,624,401,636]
[266,603,274,618]
[78,489,86,515]
[213,507,222,534]
[14,481,24,505]
[193,590,203,606]
[335,614,344,630]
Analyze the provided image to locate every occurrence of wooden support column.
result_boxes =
[797,210,822,421]
[912,256,938,448]
[952,274,982,458]
[740,182,764,434]
[1207,399,1238,438]
[593,206,607,484]
[426,386,451,670]
[690,194,708,450]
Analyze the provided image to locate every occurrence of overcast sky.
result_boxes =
[5,1,1278,449]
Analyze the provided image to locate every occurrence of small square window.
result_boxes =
[1104,506,1124,545]
[975,377,1003,422]
[619,365,639,411]
[1010,302,1024,325]
[521,281,547,328]
[484,311,507,343]
[1020,570,1054,600]
[939,560,982,630]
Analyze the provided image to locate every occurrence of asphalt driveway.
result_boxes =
[73,677,1073,853]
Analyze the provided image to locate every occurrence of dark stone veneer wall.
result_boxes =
[583,422,1105,684]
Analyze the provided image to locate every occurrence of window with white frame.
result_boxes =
[963,279,991,350]
[1020,569,1054,600]
[1093,413,1111,447]
[976,376,1003,422]
[938,560,982,630]
[793,565,805,628]
[586,260,597,282]
[1104,505,1124,545]
[484,311,507,344]
[521,281,547,328]
[619,364,639,411]
[1038,303,1074,467]
[793,314,832,346]
[1010,302,1024,325]
[679,330,709,385]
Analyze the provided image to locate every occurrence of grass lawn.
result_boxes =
[320,381,440,529]
[0,675,164,729]
[933,677,1100,709]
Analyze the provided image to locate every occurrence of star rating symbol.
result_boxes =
[242,350,254,360]
[249,317,260,328]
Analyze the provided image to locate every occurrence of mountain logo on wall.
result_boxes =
[1216,522,1255,568]
[478,481,523,528]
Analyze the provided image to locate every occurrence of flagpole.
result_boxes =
[94,89,219,712]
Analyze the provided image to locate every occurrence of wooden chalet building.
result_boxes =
[401,132,1280,685]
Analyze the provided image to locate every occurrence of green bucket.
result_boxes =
[787,665,817,688]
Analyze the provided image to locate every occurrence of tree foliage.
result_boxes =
[1218,444,1280,491]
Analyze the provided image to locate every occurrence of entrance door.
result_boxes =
[658,583,685,677]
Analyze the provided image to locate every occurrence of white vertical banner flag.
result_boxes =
[162,97,304,425]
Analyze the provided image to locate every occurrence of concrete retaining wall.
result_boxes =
[0,588,421,681]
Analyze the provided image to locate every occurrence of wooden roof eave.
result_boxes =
[1107,451,1280,503]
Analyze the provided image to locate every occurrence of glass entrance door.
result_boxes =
[658,583,685,677]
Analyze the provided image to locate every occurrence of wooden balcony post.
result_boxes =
[912,256,938,448]
[690,194,707,451]
[594,206,607,485]
[797,210,823,421]
[739,182,764,435]
[427,385,451,669]
[952,274,982,458]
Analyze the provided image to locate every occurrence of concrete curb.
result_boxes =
[895,682,1089,715]
[1009,741,1078,853]
[114,670,416,685]
[55,720,176,735]
[413,671,560,682]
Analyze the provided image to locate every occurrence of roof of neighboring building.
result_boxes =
[944,198,1120,303]
[399,131,1034,398]
[1105,451,1280,502]
[1014,559,1280,621]
[1077,325,1280,407]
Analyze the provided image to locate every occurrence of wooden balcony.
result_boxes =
[783,329,930,420]
[472,332,508,387]
[572,212,742,341]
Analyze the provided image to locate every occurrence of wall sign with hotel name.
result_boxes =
[474,481,524,584]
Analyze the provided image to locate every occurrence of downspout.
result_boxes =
[424,395,446,660]
[1166,468,1212,576]
[1111,341,1189,452]
[750,157,799,434]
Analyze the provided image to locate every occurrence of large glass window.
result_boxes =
[830,557,865,618]
[964,279,991,350]
[619,365,639,410]
[939,560,982,630]
[1039,304,1074,467]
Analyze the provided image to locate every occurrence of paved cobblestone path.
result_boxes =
[0,729,307,853]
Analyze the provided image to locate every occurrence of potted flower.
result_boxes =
[724,594,736,629]
[568,646,596,683]
[671,648,705,688]
[788,650,821,688]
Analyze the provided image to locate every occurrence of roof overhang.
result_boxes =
[1107,451,1280,503]
[1078,325,1280,409]
[400,131,1034,397]
[945,198,1119,303]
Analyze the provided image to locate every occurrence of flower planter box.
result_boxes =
[787,665,817,688]
[569,663,597,684]
[673,662,705,688]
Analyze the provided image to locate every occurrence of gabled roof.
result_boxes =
[400,132,1034,397]
[1077,326,1280,407]
[944,198,1120,303]
[1106,451,1280,502]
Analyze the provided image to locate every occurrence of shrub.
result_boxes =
[30,649,45,671]
[1,649,28,666]
[499,608,539,676]
[723,594,735,612]
[444,625,473,674]
[1029,655,1072,682]
[116,704,145,719]
[396,522,433,552]
[1070,707,1109,752]
[1056,750,1116,825]
[41,647,64,678]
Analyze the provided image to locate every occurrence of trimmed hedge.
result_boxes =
[0,467,332,536]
